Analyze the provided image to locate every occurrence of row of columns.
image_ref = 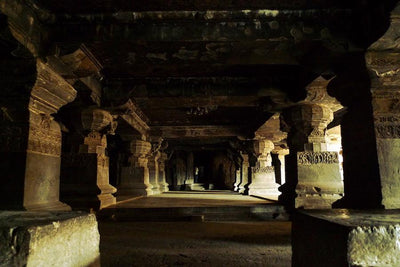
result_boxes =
[118,139,169,201]
[0,56,170,211]
[232,77,344,209]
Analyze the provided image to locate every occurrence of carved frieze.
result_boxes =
[29,60,77,115]
[374,114,400,138]
[252,166,275,173]
[297,151,339,165]
[27,115,62,156]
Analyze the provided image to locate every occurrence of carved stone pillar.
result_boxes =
[118,139,152,199]
[273,149,289,185]
[148,151,161,195]
[158,152,169,192]
[238,153,250,194]
[61,108,117,210]
[183,152,195,190]
[248,140,280,199]
[233,168,241,192]
[366,4,400,208]
[281,103,343,209]
[0,60,76,211]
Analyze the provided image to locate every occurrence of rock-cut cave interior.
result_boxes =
[1,0,400,266]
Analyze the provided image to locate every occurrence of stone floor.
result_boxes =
[99,221,292,267]
[114,190,275,208]
[98,191,291,266]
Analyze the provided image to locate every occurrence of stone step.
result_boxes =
[97,204,289,222]
[190,183,206,191]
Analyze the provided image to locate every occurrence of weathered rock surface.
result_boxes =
[0,211,100,267]
[292,209,400,267]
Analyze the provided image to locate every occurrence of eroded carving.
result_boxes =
[253,166,275,173]
[28,115,62,156]
[297,151,339,165]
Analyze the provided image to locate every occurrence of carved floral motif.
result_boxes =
[297,151,339,165]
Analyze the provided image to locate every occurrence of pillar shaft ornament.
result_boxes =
[248,140,280,199]
[282,103,333,152]
[157,152,170,192]
[280,82,343,209]
[365,2,400,209]
[14,59,76,211]
[118,139,153,199]
[148,151,161,195]
[61,108,117,210]
[238,153,250,194]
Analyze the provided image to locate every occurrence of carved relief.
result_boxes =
[253,166,275,173]
[297,151,339,165]
[374,115,400,138]
[84,131,107,150]
[375,124,400,138]
[97,154,109,168]
[309,128,325,137]
[27,115,62,156]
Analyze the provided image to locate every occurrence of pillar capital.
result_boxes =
[253,139,274,155]
[129,139,152,157]
[282,103,333,152]
[81,108,117,134]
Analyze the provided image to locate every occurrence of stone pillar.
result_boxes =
[61,109,117,210]
[233,168,241,192]
[183,152,195,190]
[0,60,76,211]
[158,152,169,192]
[248,140,280,199]
[281,103,343,209]
[366,5,400,208]
[273,149,289,185]
[238,153,250,194]
[118,139,152,199]
[148,152,161,195]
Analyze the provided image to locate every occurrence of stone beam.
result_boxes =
[151,125,245,139]
[135,96,263,109]
[1,1,357,57]
[32,0,354,13]
[108,99,150,138]
[59,44,103,78]
[50,9,354,45]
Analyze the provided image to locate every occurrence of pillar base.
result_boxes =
[24,200,71,211]
[295,193,343,209]
[61,194,116,211]
[248,187,281,200]
[159,183,169,193]
[150,186,161,195]
[293,209,400,267]
[238,185,248,194]
[116,184,153,200]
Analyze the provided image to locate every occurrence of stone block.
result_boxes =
[295,151,343,209]
[0,211,100,267]
[292,209,400,267]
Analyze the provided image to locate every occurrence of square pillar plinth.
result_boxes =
[248,166,280,199]
[118,166,153,199]
[292,209,400,267]
[295,151,343,209]
[0,211,100,267]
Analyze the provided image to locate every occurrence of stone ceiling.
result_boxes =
[0,0,396,149]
